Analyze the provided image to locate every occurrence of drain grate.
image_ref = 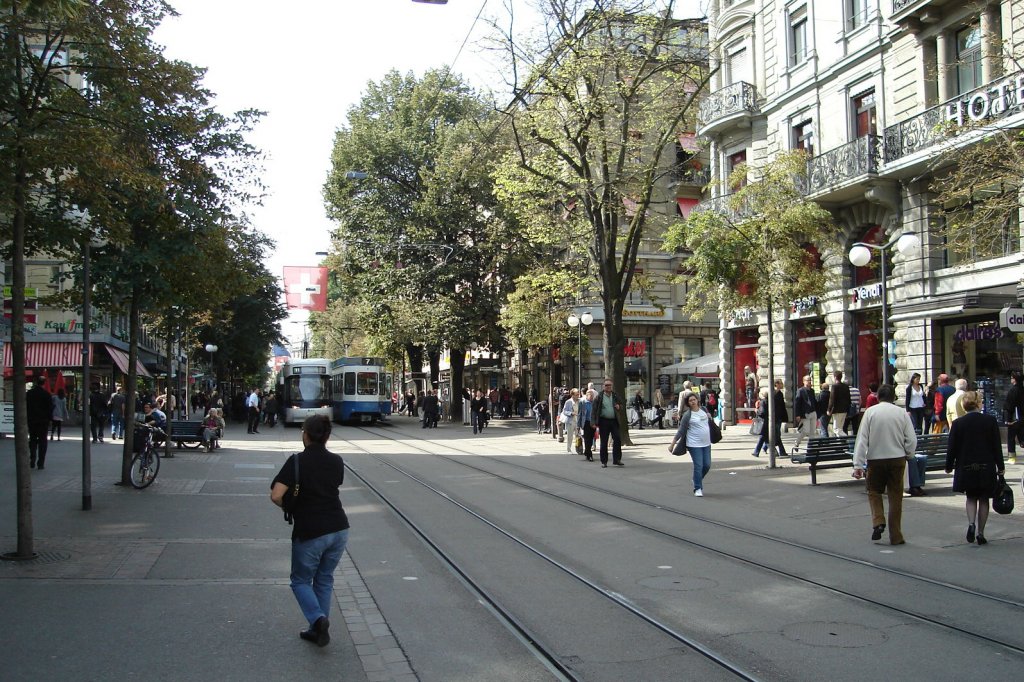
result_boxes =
[31,550,73,565]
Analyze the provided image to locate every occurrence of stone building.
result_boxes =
[699,0,1023,423]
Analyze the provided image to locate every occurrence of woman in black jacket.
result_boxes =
[771,379,789,457]
[945,391,1005,545]
[1004,371,1023,460]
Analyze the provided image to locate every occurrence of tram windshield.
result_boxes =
[356,372,378,396]
[285,375,331,403]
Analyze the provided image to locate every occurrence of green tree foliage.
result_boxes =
[494,0,710,430]
[663,150,837,467]
[322,69,528,405]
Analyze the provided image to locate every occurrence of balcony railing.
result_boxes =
[883,70,1024,163]
[671,165,711,186]
[891,0,922,14]
[697,81,759,130]
[691,192,753,222]
[805,135,881,195]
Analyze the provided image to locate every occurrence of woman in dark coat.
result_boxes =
[945,391,1005,545]
[1004,371,1023,460]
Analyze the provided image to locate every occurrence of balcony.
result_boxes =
[670,164,711,187]
[890,1,954,31]
[697,81,760,136]
[691,192,753,223]
[883,70,1024,165]
[804,135,881,200]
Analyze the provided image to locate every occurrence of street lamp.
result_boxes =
[566,310,594,389]
[204,343,218,391]
[848,232,920,385]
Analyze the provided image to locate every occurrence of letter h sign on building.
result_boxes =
[999,306,1024,333]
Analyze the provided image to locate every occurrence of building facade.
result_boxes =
[700,0,1024,423]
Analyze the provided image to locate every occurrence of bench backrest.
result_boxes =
[915,433,948,455]
[806,436,855,455]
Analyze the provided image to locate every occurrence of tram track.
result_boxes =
[348,425,1024,659]
[342,436,762,681]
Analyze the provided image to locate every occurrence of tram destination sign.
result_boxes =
[999,306,1024,333]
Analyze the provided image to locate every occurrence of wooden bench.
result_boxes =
[791,436,855,485]
[169,420,204,449]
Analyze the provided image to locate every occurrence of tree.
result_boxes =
[322,69,528,418]
[663,151,838,468]
[494,0,710,440]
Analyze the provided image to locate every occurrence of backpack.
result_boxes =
[707,391,717,408]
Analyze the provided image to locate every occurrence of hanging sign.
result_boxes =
[999,306,1024,333]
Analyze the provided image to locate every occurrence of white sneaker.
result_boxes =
[694,489,703,497]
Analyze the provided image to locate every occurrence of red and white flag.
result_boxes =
[283,266,328,312]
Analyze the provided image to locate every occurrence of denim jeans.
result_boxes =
[111,412,125,439]
[689,445,711,491]
[907,455,928,488]
[290,529,348,627]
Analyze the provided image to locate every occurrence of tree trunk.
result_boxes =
[766,298,778,469]
[427,345,440,388]
[7,141,35,558]
[163,327,174,459]
[406,343,423,381]
[604,304,633,447]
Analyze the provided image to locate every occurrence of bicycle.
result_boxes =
[130,422,164,489]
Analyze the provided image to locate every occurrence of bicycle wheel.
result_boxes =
[130,448,161,489]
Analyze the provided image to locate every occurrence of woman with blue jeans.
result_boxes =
[670,393,713,497]
[271,414,349,647]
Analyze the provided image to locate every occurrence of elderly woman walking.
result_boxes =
[945,391,1005,545]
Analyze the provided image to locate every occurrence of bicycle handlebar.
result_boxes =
[134,421,167,437]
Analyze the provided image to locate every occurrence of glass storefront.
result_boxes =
[792,318,827,390]
[624,337,652,402]
[853,310,883,394]
[732,328,759,420]
[942,316,1023,423]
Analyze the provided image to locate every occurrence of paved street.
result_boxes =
[2,416,1023,680]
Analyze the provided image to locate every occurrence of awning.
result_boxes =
[887,306,964,323]
[661,353,720,375]
[105,344,153,378]
[3,342,91,368]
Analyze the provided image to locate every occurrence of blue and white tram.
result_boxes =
[329,357,392,424]
[276,358,334,426]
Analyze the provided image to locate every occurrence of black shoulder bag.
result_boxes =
[282,454,301,525]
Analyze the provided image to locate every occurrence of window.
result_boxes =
[789,7,808,66]
[846,0,866,32]
[725,45,749,85]
[955,22,983,95]
[727,149,747,187]
[852,90,877,138]
[793,120,814,155]
[941,189,1021,266]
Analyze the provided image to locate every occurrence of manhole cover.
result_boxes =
[782,622,887,648]
[637,575,718,591]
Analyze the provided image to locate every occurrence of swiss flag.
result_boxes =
[283,267,328,312]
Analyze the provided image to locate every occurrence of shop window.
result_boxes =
[793,318,827,391]
[853,310,883,396]
[943,318,1022,421]
[673,337,703,363]
[955,22,983,95]
[851,225,882,286]
[732,329,760,418]
[852,90,876,138]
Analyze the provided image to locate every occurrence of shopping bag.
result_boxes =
[749,416,763,436]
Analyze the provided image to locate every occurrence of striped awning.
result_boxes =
[3,342,92,368]
[104,344,153,378]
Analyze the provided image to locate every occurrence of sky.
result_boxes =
[154,0,523,346]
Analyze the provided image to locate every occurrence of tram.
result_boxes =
[276,358,334,426]
[329,357,392,424]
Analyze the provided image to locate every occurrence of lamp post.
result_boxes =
[75,211,105,511]
[848,232,920,386]
[566,311,593,389]
[204,343,218,392]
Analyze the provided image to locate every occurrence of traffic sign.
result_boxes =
[999,306,1024,332]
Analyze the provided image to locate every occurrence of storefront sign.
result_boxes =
[944,74,1024,127]
[0,402,13,434]
[791,296,818,313]
[43,319,100,333]
[999,306,1024,333]
[624,339,647,358]
[954,322,1004,342]
[731,308,753,323]
[851,283,883,303]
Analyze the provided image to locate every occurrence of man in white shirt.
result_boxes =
[247,388,262,434]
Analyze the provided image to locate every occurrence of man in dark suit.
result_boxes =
[771,379,789,457]
[827,370,852,435]
[592,378,624,467]
[27,374,52,469]
[421,389,440,428]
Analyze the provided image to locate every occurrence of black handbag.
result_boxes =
[992,475,1014,515]
[709,419,722,444]
[282,453,301,525]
